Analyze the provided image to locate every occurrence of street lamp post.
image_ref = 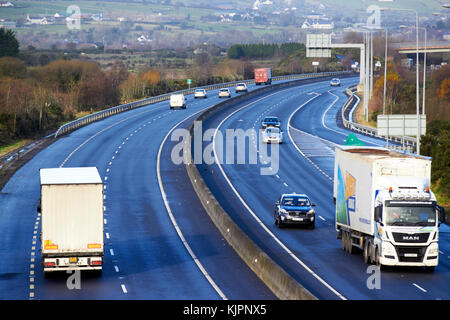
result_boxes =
[370,32,374,98]
[382,28,389,148]
[400,24,427,146]
[380,7,420,154]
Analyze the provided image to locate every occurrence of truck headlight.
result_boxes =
[428,243,439,256]
[382,242,396,256]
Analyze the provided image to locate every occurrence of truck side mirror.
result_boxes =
[438,206,446,223]
[374,206,382,223]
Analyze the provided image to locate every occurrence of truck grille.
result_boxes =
[395,246,426,263]
[392,232,430,243]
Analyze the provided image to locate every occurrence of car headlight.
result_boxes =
[307,209,315,215]
[279,208,288,215]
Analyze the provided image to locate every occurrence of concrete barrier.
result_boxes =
[183,73,356,300]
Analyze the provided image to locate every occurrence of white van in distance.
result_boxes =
[170,94,186,109]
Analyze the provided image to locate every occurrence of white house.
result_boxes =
[27,15,52,25]
[137,35,151,43]
[0,1,14,7]
[0,20,16,28]
[301,15,334,30]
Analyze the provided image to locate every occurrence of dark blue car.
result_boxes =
[274,194,316,229]
[261,116,280,129]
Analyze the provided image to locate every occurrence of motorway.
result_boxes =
[196,77,450,300]
[0,82,276,300]
[0,75,448,300]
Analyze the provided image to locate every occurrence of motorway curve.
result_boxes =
[1,75,448,300]
[197,77,450,300]
[0,83,276,300]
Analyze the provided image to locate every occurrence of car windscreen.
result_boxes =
[282,196,310,207]
[264,117,279,123]
[265,128,280,134]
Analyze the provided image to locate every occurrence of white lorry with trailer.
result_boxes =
[334,146,446,271]
[39,167,104,276]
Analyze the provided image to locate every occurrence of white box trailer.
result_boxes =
[334,146,445,271]
[39,167,104,276]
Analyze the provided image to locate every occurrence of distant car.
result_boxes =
[261,116,280,129]
[330,78,341,87]
[274,194,316,229]
[218,88,231,98]
[235,83,248,93]
[262,127,283,144]
[194,89,207,99]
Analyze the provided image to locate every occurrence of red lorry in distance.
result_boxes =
[254,68,272,85]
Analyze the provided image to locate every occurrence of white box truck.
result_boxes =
[334,146,446,271]
[169,93,186,109]
[39,167,104,276]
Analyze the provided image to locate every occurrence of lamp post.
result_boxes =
[400,25,427,118]
[380,7,420,154]
[381,28,389,148]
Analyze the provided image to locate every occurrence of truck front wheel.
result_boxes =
[363,241,371,264]
[375,248,386,270]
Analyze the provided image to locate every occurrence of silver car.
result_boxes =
[330,78,341,87]
[235,83,248,93]
[218,88,231,98]
[262,127,283,144]
[194,89,207,99]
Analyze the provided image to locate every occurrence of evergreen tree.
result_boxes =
[0,28,19,57]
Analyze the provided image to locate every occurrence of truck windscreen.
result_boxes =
[385,205,436,226]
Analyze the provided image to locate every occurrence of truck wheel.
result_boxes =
[363,241,371,264]
[348,235,356,254]
[342,231,348,252]
[341,232,346,251]
[346,233,352,253]
[375,248,385,270]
